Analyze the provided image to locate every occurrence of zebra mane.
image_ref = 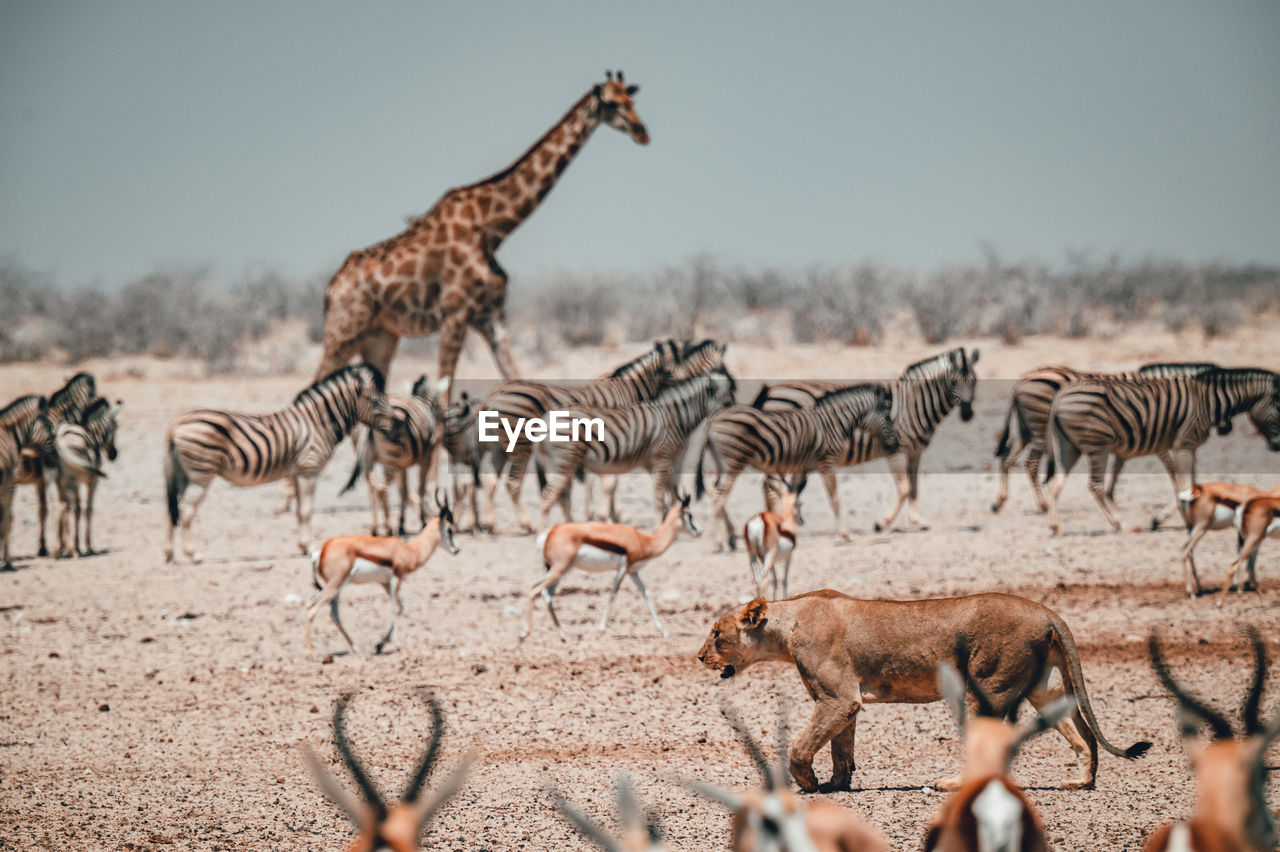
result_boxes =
[81,397,112,426]
[607,345,664,379]
[814,383,885,409]
[680,339,722,361]
[294,364,385,405]
[1201,366,1279,384]
[0,394,48,427]
[50,372,95,408]
[901,348,965,380]
[654,367,733,405]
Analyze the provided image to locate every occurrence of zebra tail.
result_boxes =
[994,404,1014,459]
[339,431,371,496]
[695,445,706,500]
[165,439,187,527]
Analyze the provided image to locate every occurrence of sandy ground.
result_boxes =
[2,322,1279,851]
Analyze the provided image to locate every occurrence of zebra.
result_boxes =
[533,367,737,528]
[0,374,100,557]
[439,390,485,532]
[475,339,728,532]
[164,364,388,563]
[991,362,1220,516]
[696,383,898,549]
[1044,368,1280,535]
[752,347,980,531]
[0,396,52,570]
[53,398,122,557]
[341,375,447,536]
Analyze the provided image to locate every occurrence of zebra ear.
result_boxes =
[970,348,980,365]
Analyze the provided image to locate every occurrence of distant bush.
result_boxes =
[1,252,1276,369]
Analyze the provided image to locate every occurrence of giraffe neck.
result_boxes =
[474,92,600,240]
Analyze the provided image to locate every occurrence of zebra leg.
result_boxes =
[781,551,793,599]
[991,442,1021,513]
[397,467,413,536]
[629,571,667,638]
[54,474,74,559]
[73,482,86,557]
[538,472,573,531]
[906,453,927,528]
[274,480,296,515]
[0,478,14,570]
[36,475,48,557]
[504,451,536,533]
[1105,456,1125,504]
[294,475,319,555]
[876,453,911,532]
[598,559,629,633]
[603,475,622,523]
[711,470,743,551]
[1025,448,1048,513]
[1085,453,1122,531]
[1045,427,1081,536]
[1151,450,1192,529]
[83,478,97,556]
[818,469,850,539]
[477,455,501,534]
[375,576,400,655]
[175,481,210,563]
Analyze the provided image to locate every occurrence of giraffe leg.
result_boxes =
[437,317,470,404]
[473,309,521,381]
[359,327,401,385]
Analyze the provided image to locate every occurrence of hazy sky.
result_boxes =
[2,1,1278,290]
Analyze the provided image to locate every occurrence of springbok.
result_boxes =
[1221,495,1280,606]
[552,774,667,852]
[305,497,460,657]
[1176,482,1280,598]
[303,689,473,852]
[687,704,888,852]
[744,475,805,599]
[53,398,122,558]
[1144,628,1280,852]
[924,645,1077,852]
[520,492,699,641]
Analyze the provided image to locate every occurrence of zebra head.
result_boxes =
[1248,375,1280,451]
[82,398,123,461]
[952,348,980,421]
[862,384,900,454]
[49,372,98,425]
[354,364,390,427]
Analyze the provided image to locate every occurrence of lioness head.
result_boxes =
[697,598,786,680]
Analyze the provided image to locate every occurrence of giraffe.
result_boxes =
[314,71,649,394]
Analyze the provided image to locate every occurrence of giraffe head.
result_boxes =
[594,70,649,145]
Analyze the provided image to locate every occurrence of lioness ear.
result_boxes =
[739,598,768,630]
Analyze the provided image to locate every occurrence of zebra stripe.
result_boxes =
[535,368,737,526]
[991,362,1217,514]
[52,399,122,557]
[475,339,728,532]
[1045,368,1280,534]
[341,376,444,535]
[698,383,897,547]
[164,364,386,561]
[752,347,980,530]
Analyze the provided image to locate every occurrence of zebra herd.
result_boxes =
[0,372,119,569]
[993,361,1280,538]
[6,344,1278,599]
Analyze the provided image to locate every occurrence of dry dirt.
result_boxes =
[2,322,1279,851]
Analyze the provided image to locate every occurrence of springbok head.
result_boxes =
[304,689,473,852]
[593,70,649,145]
[675,490,701,537]
[1147,627,1280,852]
[552,774,666,852]
[432,490,460,555]
[686,703,820,852]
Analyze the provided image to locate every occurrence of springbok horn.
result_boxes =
[1148,633,1234,740]
[402,688,445,803]
[616,774,641,834]
[302,745,365,827]
[332,692,387,815]
[722,703,775,790]
[1241,625,1267,737]
[552,787,622,852]
[684,778,744,812]
[410,748,474,832]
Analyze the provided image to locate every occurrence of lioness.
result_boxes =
[697,590,1150,792]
